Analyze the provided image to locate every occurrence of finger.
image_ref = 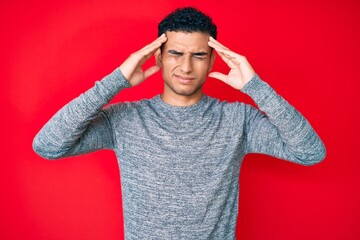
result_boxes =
[208,38,245,63]
[209,37,229,50]
[208,41,229,53]
[216,51,238,69]
[143,65,161,79]
[213,46,242,60]
[208,41,239,65]
[208,37,227,49]
[142,34,167,49]
[208,72,227,82]
[136,34,167,61]
[120,35,167,80]
[141,34,167,53]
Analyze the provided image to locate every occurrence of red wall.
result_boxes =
[1,0,359,239]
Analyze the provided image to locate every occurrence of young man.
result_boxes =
[33,7,326,240]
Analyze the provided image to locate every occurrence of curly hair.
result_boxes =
[158,7,217,39]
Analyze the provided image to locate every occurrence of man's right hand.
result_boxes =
[119,34,167,86]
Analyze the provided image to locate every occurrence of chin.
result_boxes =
[173,86,203,97]
[164,79,205,97]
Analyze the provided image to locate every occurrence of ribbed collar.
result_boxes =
[152,94,210,114]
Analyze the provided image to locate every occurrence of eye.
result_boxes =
[193,55,207,60]
[168,50,183,56]
[192,52,208,60]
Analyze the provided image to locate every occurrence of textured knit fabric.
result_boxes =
[33,68,326,240]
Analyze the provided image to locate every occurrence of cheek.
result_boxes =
[195,62,212,74]
[161,60,177,79]
[162,58,178,72]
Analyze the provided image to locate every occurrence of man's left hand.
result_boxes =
[208,37,256,90]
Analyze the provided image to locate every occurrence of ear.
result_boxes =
[208,51,216,72]
[154,49,162,68]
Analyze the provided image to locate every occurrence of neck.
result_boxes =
[160,91,204,107]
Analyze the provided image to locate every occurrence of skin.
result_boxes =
[119,32,256,106]
[155,31,215,106]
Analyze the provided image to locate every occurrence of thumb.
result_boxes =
[144,65,160,79]
[208,72,227,82]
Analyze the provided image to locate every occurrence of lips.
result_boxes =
[174,74,195,84]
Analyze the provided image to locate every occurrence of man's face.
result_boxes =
[156,31,215,98]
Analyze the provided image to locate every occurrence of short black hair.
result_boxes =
[158,7,217,39]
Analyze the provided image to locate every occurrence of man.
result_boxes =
[33,7,326,240]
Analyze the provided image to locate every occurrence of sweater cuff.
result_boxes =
[102,68,131,92]
[241,74,277,109]
[95,68,131,102]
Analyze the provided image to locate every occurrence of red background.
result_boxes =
[1,0,359,239]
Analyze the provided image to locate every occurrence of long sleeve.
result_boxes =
[241,74,326,165]
[32,68,130,159]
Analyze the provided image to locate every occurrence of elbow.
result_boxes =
[317,144,327,163]
[32,136,63,160]
[301,151,326,166]
[33,149,59,160]
[298,142,327,166]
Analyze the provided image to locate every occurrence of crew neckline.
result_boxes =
[153,94,209,113]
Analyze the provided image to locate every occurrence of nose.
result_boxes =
[179,54,193,73]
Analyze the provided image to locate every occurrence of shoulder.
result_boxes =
[206,95,249,113]
[101,97,152,116]
[206,95,263,121]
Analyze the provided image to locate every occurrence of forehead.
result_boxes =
[163,31,211,52]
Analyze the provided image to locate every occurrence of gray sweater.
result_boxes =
[33,68,326,240]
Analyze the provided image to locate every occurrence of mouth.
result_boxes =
[174,74,195,84]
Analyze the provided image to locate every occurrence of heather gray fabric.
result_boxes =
[33,68,326,239]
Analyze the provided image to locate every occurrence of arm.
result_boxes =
[208,37,326,165]
[33,34,168,159]
[32,69,130,159]
[241,75,326,165]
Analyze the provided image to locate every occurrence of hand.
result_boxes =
[208,37,255,90]
[119,34,167,86]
